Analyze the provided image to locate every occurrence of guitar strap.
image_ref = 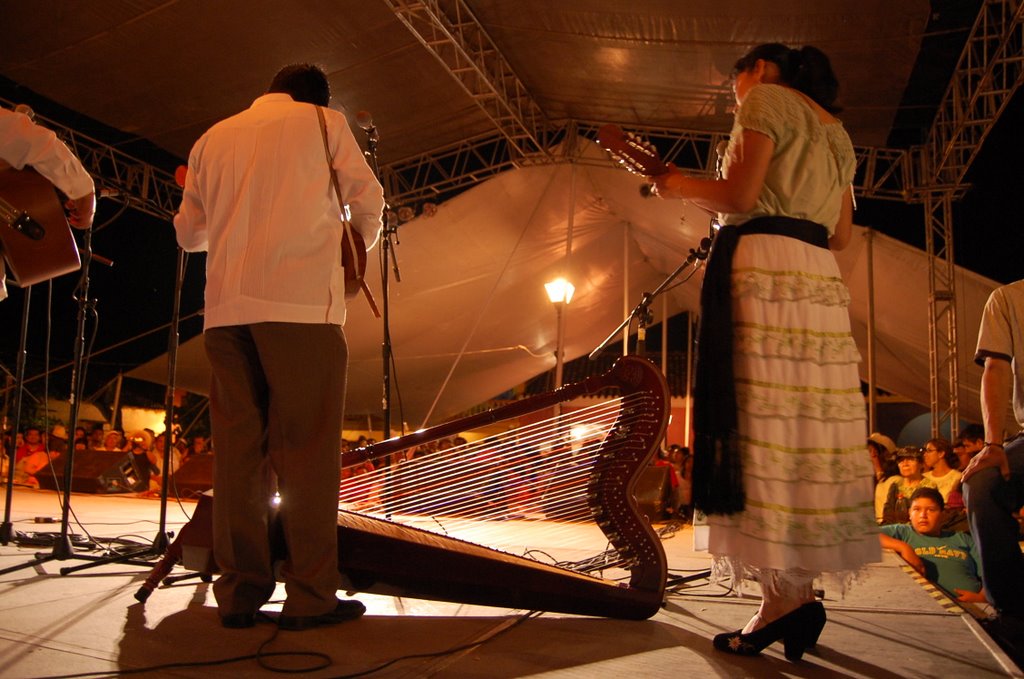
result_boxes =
[315,106,380,317]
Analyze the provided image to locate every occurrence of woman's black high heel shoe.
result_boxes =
[782,601,826,661]
[712,605,809,657]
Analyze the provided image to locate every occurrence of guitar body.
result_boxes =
[341,227,366,298]
[0,168,80,286]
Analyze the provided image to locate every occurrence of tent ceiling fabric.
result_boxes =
[3,1,929,164]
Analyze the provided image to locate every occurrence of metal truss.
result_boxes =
[1,97,180,222]
[925,0,1024,189]
[384,0,550,161]
[919,0,1023,435]
[380,131,524,204]
[383,120,920,207]
[923,190,959,435]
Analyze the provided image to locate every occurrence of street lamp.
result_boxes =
[545,277,575,390]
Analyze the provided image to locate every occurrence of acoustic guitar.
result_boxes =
[596,124,670,178]
[0,167,81,286]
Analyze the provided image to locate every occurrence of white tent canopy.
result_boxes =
[128,139,997,428]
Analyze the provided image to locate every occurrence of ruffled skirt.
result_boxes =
[707,234,880,577]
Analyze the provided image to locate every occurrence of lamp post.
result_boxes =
[545,277,575,391]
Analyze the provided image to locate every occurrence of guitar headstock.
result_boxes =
[597,124,669,178]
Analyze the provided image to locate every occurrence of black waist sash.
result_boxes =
[691,216,828,516]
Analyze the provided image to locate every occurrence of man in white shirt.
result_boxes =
[963,280,1024,646]
[174,64,384,630]
[0,106,95,300]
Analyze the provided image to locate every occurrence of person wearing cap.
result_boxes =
[868,433,899,523]
[963,280,1024,638]
[867,432,898,483]
[879,486,984,603]
[881,446,937,525]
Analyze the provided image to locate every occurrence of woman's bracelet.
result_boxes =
[984,441,1004,448]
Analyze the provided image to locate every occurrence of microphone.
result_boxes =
[355,110,378,142]
[696,237,712,259]
[14,103,35,121]
[715,140,728,179]
[355,110,374,131]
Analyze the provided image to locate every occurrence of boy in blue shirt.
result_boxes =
[880,486,986,603]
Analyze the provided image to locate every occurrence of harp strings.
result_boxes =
[338,393,648,563]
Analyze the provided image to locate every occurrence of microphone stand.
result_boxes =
[589,236,713,361]
[0,285,33,545]
[0,228,153,575]
[359,120,400,445]
[593,142,726,360]
[59,246,186,575]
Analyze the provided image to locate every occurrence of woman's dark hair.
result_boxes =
[268,63,331,106]
[926,437,959,468]
[733,43,840,113]
[909,486,945,511]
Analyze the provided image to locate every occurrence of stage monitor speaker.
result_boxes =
[172,455,214,497]
[36,449,142,494]
[633,465,671,523]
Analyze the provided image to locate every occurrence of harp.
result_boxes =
[336,355,670,620]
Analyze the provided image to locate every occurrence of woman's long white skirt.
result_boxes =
[707,233,880,580]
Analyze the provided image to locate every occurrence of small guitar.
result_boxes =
[0,168,81,286]
[597,124,670,178]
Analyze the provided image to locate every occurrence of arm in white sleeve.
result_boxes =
[172,151,209,252]
[327,110,385,250]
[0,108,94,200]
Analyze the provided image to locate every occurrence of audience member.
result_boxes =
[100,430,123,452]
[190,435,210,456]
[149,431,182,480]
[879,487,984,603]
[672,445,694,520]
[73,426,88,451]
[868,432,899,522]
[125,431,159,492]
[923,438,962,503]
[653,448,682,518]
[881,446,937,524]
[14,425,66,487]
[921,437,968,532]
[956,423,985,472]
[15,427,45,463]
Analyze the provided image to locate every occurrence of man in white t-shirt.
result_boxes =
[963,280,1024,642]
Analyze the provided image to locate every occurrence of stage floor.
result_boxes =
[0,487,1019,678]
